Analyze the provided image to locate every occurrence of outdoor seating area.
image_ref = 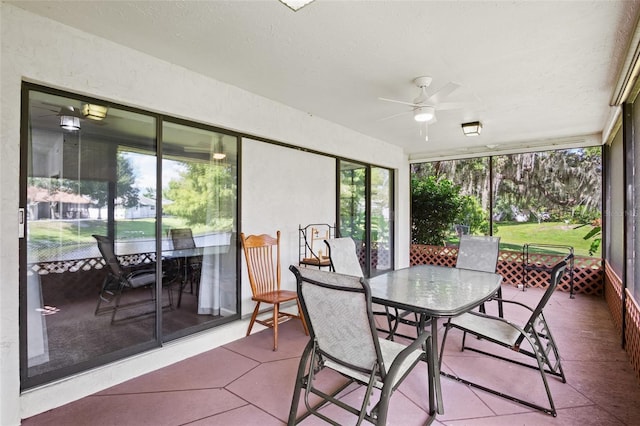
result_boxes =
[21,282,640,425]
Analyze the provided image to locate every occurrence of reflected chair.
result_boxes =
[169,228,202,307]
[240,231,308,351]
[288,266,435,425]
[439,260,568,416]
[456,235,502,316]
[93,234,173,323]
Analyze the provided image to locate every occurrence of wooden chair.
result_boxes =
[240,231,308,350]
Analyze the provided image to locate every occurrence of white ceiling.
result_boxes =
[11,1,640,161]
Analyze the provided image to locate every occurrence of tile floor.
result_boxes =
[22,285,640,425]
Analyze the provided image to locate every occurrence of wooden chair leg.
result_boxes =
[247,302,261,336]
[273,303,279,351]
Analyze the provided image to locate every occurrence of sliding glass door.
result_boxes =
[338,160,393,276]
[20,84,239,389]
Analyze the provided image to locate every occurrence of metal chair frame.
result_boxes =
[93,234,174,323]
[288,266,435,425]
[439,259,568,416]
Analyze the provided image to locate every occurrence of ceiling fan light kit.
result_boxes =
[462,121,482,136]
[413,106,435,122]
[379,75,461,141]
[60,115,80,131]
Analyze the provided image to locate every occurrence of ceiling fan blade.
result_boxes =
[435,102,465,111]
[378,110,412,121]
[378,97,419,107]
[425,82,461,105]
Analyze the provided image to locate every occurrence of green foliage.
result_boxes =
[339,166,367,240]
[163,162,235,228]
[411,176,463,245]
[458,195,490,235]
[569,205,601,225]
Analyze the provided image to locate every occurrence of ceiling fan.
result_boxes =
[378,76,461,141]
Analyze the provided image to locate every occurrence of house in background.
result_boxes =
[1,2,640,425]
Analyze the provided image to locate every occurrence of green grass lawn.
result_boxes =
[28,217,230,244]
[493,221,599,257]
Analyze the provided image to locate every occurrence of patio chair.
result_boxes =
[324,237,397,336]
[93,234,174,323]
[324,237,364,277]
[169,228,202,306]
[288,266,435,425]
[439,259,568,416]
[240,231,308,351]
[456,235,502,316]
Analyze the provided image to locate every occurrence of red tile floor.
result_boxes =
[23,285,640,425]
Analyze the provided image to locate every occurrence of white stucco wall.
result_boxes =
[0,4,410,425]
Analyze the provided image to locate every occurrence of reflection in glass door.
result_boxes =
[20,85,240,389]
[338,161,393,276]
[23,89,159,387]
[161,121,239,340]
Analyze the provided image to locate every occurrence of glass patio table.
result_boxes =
[367,264,503,415]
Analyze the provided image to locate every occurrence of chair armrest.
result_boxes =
[384,331,431,383]
[491,297,534,313]
[457,310,528,337]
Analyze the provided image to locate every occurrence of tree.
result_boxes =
[29,152,139,219]
[163,162,235,227]
[411,176,463,245]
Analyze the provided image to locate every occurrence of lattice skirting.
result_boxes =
[626,288,640,385]
[29,253,156,275]
[410,244,603,295]
[604,260,623,333]
[606,261,640,387]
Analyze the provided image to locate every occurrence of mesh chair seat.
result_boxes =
[449,312,523,346]
[325,338,424,390]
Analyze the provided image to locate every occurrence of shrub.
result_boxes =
[412,176,463,245]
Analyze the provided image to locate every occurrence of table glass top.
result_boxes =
[367,264,503,317]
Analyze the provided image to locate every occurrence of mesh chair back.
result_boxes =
[293,267,381,374]
[93,234,123,277]
[456,235,501,273]
[325,237,364,277]
[524,260,567,329]
[241,231,281,297]
[170,228,196,250]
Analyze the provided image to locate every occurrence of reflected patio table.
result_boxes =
[367,264,503,415]
[163,245,230,314]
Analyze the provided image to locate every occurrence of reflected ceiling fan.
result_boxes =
[378,76,461,141]
[34,102,110,130]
